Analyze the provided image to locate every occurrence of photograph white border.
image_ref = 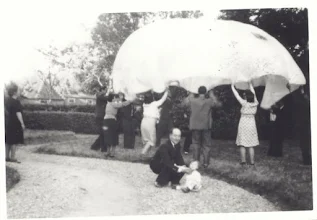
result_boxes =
[0,0,316,220]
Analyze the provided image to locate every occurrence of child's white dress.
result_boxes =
[184,170,202,191]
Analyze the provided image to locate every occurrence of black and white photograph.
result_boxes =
[1,1,316,219]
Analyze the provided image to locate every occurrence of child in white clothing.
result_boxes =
[175,161,202,193]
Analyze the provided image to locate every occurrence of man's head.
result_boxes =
[198,86,207,95]
[242,90,254,103]
[169,128,182,145]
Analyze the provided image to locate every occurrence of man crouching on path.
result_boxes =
[150,128,191,188]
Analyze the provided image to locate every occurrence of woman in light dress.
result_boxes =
[231,82,259,166]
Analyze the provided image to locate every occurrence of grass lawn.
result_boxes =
[29,130,312,211]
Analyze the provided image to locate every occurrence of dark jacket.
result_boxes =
[159,98,173,120]
[95,91,108,119]
[150,140,185,172]
[121,103,133,120]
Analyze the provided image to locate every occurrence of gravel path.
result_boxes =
[6,145,279,218]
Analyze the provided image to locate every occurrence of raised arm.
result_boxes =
[112,100,132,108]
[155,90,168,106]
[96,91,108,101]
[208,90,222,107]
[249,83,259,104]
[231,84,246,105]
[181,92,194,107]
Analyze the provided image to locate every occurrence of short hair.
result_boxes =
[243,90,254,103]
[194,86,209,98]
[107,93,115,102]
[198,86,207,95]
[6,82,18,97]
[169,127,181,135]
[143,94,154,104]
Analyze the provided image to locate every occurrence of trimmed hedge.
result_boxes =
[22,86,302,139]
[23,109,269,139]
[23,104,95,113]
[24,111,99,134]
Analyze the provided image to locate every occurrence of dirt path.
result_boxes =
[6,144,279,218]
[6,147,138,218]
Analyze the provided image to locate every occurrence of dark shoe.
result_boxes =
[109,149,115,157]
[5,158,11,162]
[248,163,256,170]
[171,184,180,190]
[181,187,190,193]
[155,182,163,188]
[10,159,21,164]
[203,164,209,169]
[240,162,247,166]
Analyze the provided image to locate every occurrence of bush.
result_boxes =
[6,166,20,192]
[22,86,301,139]
[24,111,99,134]
[23,104,95,113]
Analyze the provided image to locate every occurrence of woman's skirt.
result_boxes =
[236,115,259,147]
[103,118,118,147]
[141,117,157,146]
[5,123,24,145]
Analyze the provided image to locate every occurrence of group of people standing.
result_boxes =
[147,82,311,190]
[90,86,141,156]
[4,79,310,191]
[91,81,311,170]
[90,85,176,158]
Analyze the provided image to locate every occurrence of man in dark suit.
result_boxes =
[91,86,108,151]
[119,93,136,149]
[155,98,173,147]
[267,97,290,157]
[150,128,190,188]
[297,86,311,165]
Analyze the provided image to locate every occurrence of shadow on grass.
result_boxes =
[33,133,312,212]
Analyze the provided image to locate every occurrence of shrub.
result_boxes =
[6,166,20,192]
[22,86,302,139]
[23,104,95,113]
[23,111,99,134]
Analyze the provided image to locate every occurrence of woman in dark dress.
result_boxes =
[5,82,25,163]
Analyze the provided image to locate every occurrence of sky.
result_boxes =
[1,0,109,84]
[1,0,222,85]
